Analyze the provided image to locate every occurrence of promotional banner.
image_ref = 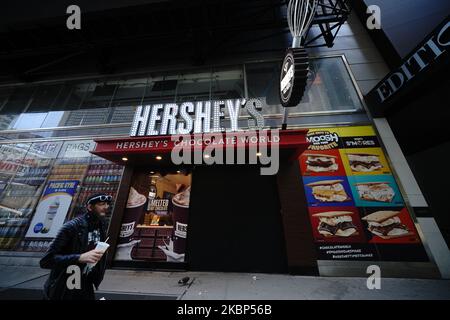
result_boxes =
[299,126,428,262]
[25,180,79,239]
[115,169,192,263]
[58,140,95,158]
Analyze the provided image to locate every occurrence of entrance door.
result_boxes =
[187,165,287,273]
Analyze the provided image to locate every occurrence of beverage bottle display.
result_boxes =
[42,197,60,233]
[147,179,157,211]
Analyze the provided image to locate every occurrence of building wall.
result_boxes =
[310,12,445,278]
[1,10,446,278]
[373,118,449,279]
[308,13,390,96]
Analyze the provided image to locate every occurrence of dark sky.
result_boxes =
[0,0,166,24]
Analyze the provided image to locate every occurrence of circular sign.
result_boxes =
[33,223,44,233]
[279,47,309,107]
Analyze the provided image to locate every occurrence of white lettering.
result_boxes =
[437,21,450,47]
[366,5,381,30]
[366,265,381,290]
[280,64,294,93]
[66,265,81,290]
[66,5,81,30]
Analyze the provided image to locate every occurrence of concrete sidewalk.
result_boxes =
[0,266,449,300]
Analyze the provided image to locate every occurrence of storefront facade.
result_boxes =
[0,3,444,278]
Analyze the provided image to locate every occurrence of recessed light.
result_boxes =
[176,170,181,173]
[156,156,162,160]
[122,157,128,161]
[150,171,155,174]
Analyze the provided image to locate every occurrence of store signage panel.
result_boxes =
[93,130,308,156]
[366,17,450,115]
[299,125,430,262]
[25,180,79,239]
[130,98,265,137]
[60,140,96,158]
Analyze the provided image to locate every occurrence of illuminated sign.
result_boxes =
[130,98,265,137]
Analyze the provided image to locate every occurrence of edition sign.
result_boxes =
[366,17,449,114]
[130,98,265,137]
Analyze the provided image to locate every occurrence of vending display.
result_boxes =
[72,157,123,222]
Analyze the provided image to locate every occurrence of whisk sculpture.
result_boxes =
[280,0,318,110]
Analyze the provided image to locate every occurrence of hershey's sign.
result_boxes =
[130,98,265,137]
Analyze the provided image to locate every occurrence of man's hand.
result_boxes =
[78,249,104,264]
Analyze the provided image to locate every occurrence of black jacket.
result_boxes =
[40,212,108,300]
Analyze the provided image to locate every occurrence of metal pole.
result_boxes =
[282,108,288,130]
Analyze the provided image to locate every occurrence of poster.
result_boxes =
[0,181,6,197]
[25,180,79,239]
[114,169,192,263]
[300,126,428,262]
[58,140,95,159]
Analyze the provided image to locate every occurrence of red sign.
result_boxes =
[92,130,309,162]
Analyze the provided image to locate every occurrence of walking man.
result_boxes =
[40,193,112,300]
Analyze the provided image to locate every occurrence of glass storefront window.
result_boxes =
[11,113,48,130]
[1,86,36,115]
[211,66,245,100]
[114,169,192,264]
[0,56,364,132]
[27,85,64,113]
[246,56,363,115]
[0,143,32,250]
[0,139,124,253]
[142,75,177,105]
[109,78,147,123]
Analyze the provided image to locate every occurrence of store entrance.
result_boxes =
[187,165,288,273]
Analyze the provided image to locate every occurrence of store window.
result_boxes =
[246,56,363,115]
[0,143,32,250]
[114,169,192,264]
[0,56,363,132]
[109,78,148,124]
[0,139,124,253]
[0,86,37,130]
[0,88,16,130]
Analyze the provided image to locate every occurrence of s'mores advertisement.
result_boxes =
[303,177,354,207]
[340,148,391,176]
[347,175,404,207]
[299,150,346,176]
[361,208,420,244]
[308,207,365,243]
[299,125,428,262]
